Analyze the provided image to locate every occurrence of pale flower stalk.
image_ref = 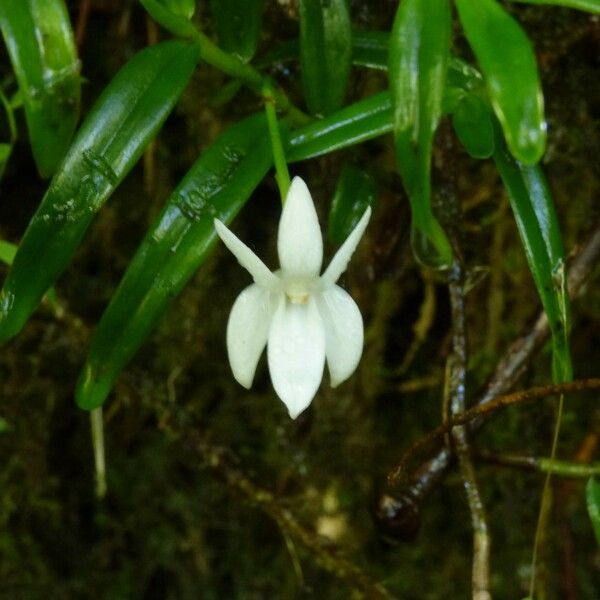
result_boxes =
[214,176,371,419]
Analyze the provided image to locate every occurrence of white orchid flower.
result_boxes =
[214,176,371,419]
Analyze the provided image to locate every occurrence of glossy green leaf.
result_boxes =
[452,93,495,159]
[76,114,272,410]
[161,0,196,19]
[0,144,11,180]
[210,0,263,62]
[329,165,377,245]
[140,0,198,38]
[286,91,393,162]
[0,0,81,177]
[0,40,201,343]
[258,31,481,111]
[587,478,600,546]
[455,0,546,165]
[513,0,600,13]
[300,0,352,115]
[0,240,17,266]
[389,0,453,268]
[492,123,572,382]
[351,30,388,70]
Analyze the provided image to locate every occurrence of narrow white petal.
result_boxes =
[320,207,371,287]
[316,285,364,387]
[227,284,279,388]
[278,176,323,278]
[214,219,279,289]
[267,295,326,419]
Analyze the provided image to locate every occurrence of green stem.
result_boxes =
[90,407,107,499]
[0,88,17,143]
[194,31,309,126]
[477,449,600,478]
[529,393,565,599]
[264,83,290,202]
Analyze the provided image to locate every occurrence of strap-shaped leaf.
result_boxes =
[455,0,546,165]
[0,0,80,177]
[389,0,453,268]
[160,0,196,18]
[0,40,200,343]
[492,123,572,382]
[513,0,600,13]
[452,93,495,159]
[587,478,600,546]
[286,91,393,161]
[140,0,198,38]
[328,165,377,245]
[76,115,273,410]
[210,0,263,62]
[300,0,352,115]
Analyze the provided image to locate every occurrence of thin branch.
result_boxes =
[475,449,600,479]
[384,222,600,512]
[182,430,397,600]
[389,378,600,483]
[447,263,490,600]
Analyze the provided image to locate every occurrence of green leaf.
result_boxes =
[286,91,393,161]
[140,0,199,38]
[0,240,17,266]
[587,478,600,546]
[512,0,600,13]
[329,164,377,245]
[452,93,495,159]
[492,123,572,383]
[210,0,263,62]
[455,0,546,165]
[351,30,388,70]
[0,40,201,343]
[0,143,12,180]
[160,0,196,19]
[388,0,453,268]
[0,0,81,177]
[300,0,352,116]
[76,114,272,410]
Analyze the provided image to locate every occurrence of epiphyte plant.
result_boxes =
[0,0,598,597]
[215,176,371,419]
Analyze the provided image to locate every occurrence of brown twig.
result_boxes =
[447,263,491,600]
[475,449,600,479]
[385,223,600,509]
[389,378,600,483]
[75,0,92,50]
[182,430,396,600]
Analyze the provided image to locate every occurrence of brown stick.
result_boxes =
[386,223,600,508]
[389,377,600,484]
[184,431,397,600]
[447,264,491,600]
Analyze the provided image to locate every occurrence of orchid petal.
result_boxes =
[278,176,323,278]
[227,284,279,388]
[267,295,326,419]
[321,207,371,287]
[316,285,364,387]
[214,219,279,289]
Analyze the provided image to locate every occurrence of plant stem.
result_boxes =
[476,449,600,478]
[264,82,291,202]
[385,221,600,498]
[529,393,564,599]
[389,378,600,483]
[447,263,490,600]
[194,32,309,126]
[90,407,106,499]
